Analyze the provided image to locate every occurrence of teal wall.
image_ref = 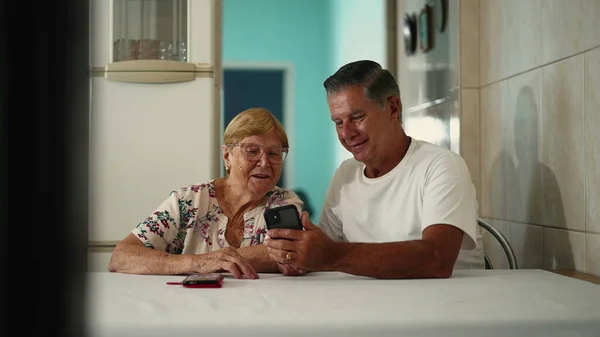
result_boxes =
[223,0,335,222]
[328,0,387,165]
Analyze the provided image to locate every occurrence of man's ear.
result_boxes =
[389,96,402,121]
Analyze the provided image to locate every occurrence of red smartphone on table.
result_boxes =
[167,273,224,288]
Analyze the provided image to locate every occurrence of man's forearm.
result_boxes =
[323,240,452,279]
[237,245,279,273]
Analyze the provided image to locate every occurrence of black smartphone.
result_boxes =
[181,273,224,288]
[264,204,303,230]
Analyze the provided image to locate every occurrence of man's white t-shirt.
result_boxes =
[319,138,485,269]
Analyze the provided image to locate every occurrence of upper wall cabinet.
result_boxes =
[91,0,216,68]
[113,0,188,62]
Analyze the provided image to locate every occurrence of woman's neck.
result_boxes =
[216,177,263,216]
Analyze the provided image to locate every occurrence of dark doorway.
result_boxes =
[223,67,286,187]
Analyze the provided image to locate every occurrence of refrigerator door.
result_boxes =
[89,76,219,245]
[88,0,222,255]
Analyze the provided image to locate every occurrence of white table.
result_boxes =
[86,270,600,337]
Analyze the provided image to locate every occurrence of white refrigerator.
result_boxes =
[88,0,223,271]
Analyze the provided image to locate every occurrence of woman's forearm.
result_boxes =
[108,241,195,275]
[109,234,277,275]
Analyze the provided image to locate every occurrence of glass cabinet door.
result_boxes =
[113,0,188,63]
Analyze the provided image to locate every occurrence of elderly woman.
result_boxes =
[108,107,304,279]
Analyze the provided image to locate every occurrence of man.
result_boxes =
[265,60,483,279]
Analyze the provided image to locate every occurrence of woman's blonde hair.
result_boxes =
[223,107,289,148]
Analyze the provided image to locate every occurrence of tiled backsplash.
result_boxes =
[395,0,600,276]
[476,0,600,276]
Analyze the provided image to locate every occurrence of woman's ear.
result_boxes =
[222,144,230,168]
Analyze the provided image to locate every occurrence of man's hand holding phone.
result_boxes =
[264,207,336,274]
[263,205,307,276]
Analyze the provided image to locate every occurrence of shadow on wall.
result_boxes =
[489,86,573,269]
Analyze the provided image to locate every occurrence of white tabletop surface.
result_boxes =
[86,269,600,337]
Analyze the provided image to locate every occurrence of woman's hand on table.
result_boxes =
[192,247,259,279]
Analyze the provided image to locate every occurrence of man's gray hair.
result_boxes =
[323,60,400,110]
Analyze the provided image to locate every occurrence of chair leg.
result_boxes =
[484,253,494,270]
[478,219,519,269]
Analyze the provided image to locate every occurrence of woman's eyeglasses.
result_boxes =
[227,143,288,164]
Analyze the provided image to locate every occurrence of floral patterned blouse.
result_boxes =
[131,179,304,254]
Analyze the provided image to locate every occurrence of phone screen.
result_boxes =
[183,273,223,285]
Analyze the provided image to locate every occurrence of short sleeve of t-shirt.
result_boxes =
[421,152,478,250]
[318,166,345,241]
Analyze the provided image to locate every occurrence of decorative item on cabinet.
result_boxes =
[403,13,418,56]
[418,4,434,52]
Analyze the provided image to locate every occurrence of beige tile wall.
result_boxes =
[474,0,600,275]
[393,0,599,273]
